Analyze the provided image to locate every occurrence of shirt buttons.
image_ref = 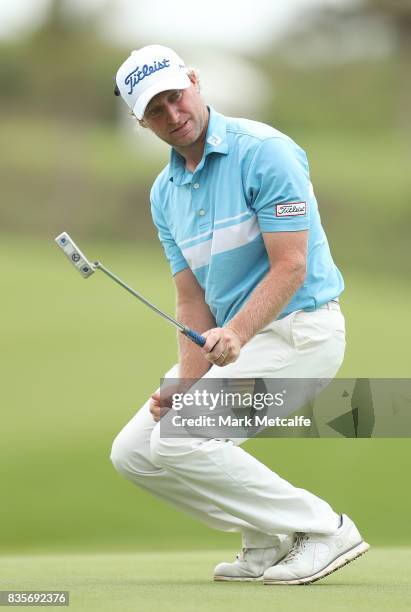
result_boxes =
[193,182,200,189]
[198,209,206,217]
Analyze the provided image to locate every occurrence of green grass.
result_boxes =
[1,237,410,555]
[1,548,410,612]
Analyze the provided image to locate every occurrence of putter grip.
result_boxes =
[182,327,206,347]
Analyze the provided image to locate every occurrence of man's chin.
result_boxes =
[169,131,198,148]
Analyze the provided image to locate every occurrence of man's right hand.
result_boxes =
[149,391,163,422]
[149,382,184,422]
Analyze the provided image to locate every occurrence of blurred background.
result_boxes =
[1,0,410,554]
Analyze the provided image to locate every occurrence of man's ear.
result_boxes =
[189,73,200,91]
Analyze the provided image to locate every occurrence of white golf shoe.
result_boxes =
[214,536,293,582]
[263,514,369,585]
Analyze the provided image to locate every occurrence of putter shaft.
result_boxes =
[54,232,206,348]
[94,261,206,347]
[94,261,184,331]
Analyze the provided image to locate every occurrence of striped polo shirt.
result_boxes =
[150,106,344,327]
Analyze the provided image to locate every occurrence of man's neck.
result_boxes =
[174,106,210,174]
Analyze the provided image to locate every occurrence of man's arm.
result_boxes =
[227,230,307,344]
[175,267,217,378]
[202,230,308,365]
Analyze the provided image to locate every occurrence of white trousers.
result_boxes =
[110,302,346,547]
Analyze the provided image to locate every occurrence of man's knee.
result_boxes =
[110,432,132,475]
[110,430,156,478]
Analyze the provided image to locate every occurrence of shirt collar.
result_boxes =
[168,106,228,184]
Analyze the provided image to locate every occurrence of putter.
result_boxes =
[54,232,206,347]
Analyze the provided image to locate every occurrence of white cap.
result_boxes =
[115,45,191,119]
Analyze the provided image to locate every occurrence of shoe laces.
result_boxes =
[236,548,249,562]
[281,534,310,564]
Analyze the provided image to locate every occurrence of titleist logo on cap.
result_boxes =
[275,202,307,217]
[125,58,171,95]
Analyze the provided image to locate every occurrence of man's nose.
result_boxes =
[165,103,180,125]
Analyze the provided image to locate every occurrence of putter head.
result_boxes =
[54,232,95,278]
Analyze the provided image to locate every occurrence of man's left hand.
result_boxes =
[201,327,242,367]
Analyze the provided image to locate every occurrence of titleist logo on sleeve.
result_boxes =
[125,58,171,94]
[275,202,307,217]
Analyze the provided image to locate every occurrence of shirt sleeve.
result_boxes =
[150,186,189,276]
[245,137,311,232]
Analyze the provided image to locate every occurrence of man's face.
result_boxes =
[141,77,208,148]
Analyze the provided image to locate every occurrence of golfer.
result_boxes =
[110,45,369,584]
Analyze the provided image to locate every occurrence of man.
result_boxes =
[110,44,369,584]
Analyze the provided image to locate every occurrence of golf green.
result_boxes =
[1,548,410,611]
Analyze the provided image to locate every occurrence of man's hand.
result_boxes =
[149,391,164,422]
[201,327,242,367]
[149,382,181,422]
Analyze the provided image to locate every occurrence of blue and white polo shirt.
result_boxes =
[150,106,344,327]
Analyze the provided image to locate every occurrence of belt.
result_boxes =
[319,299,340,311]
